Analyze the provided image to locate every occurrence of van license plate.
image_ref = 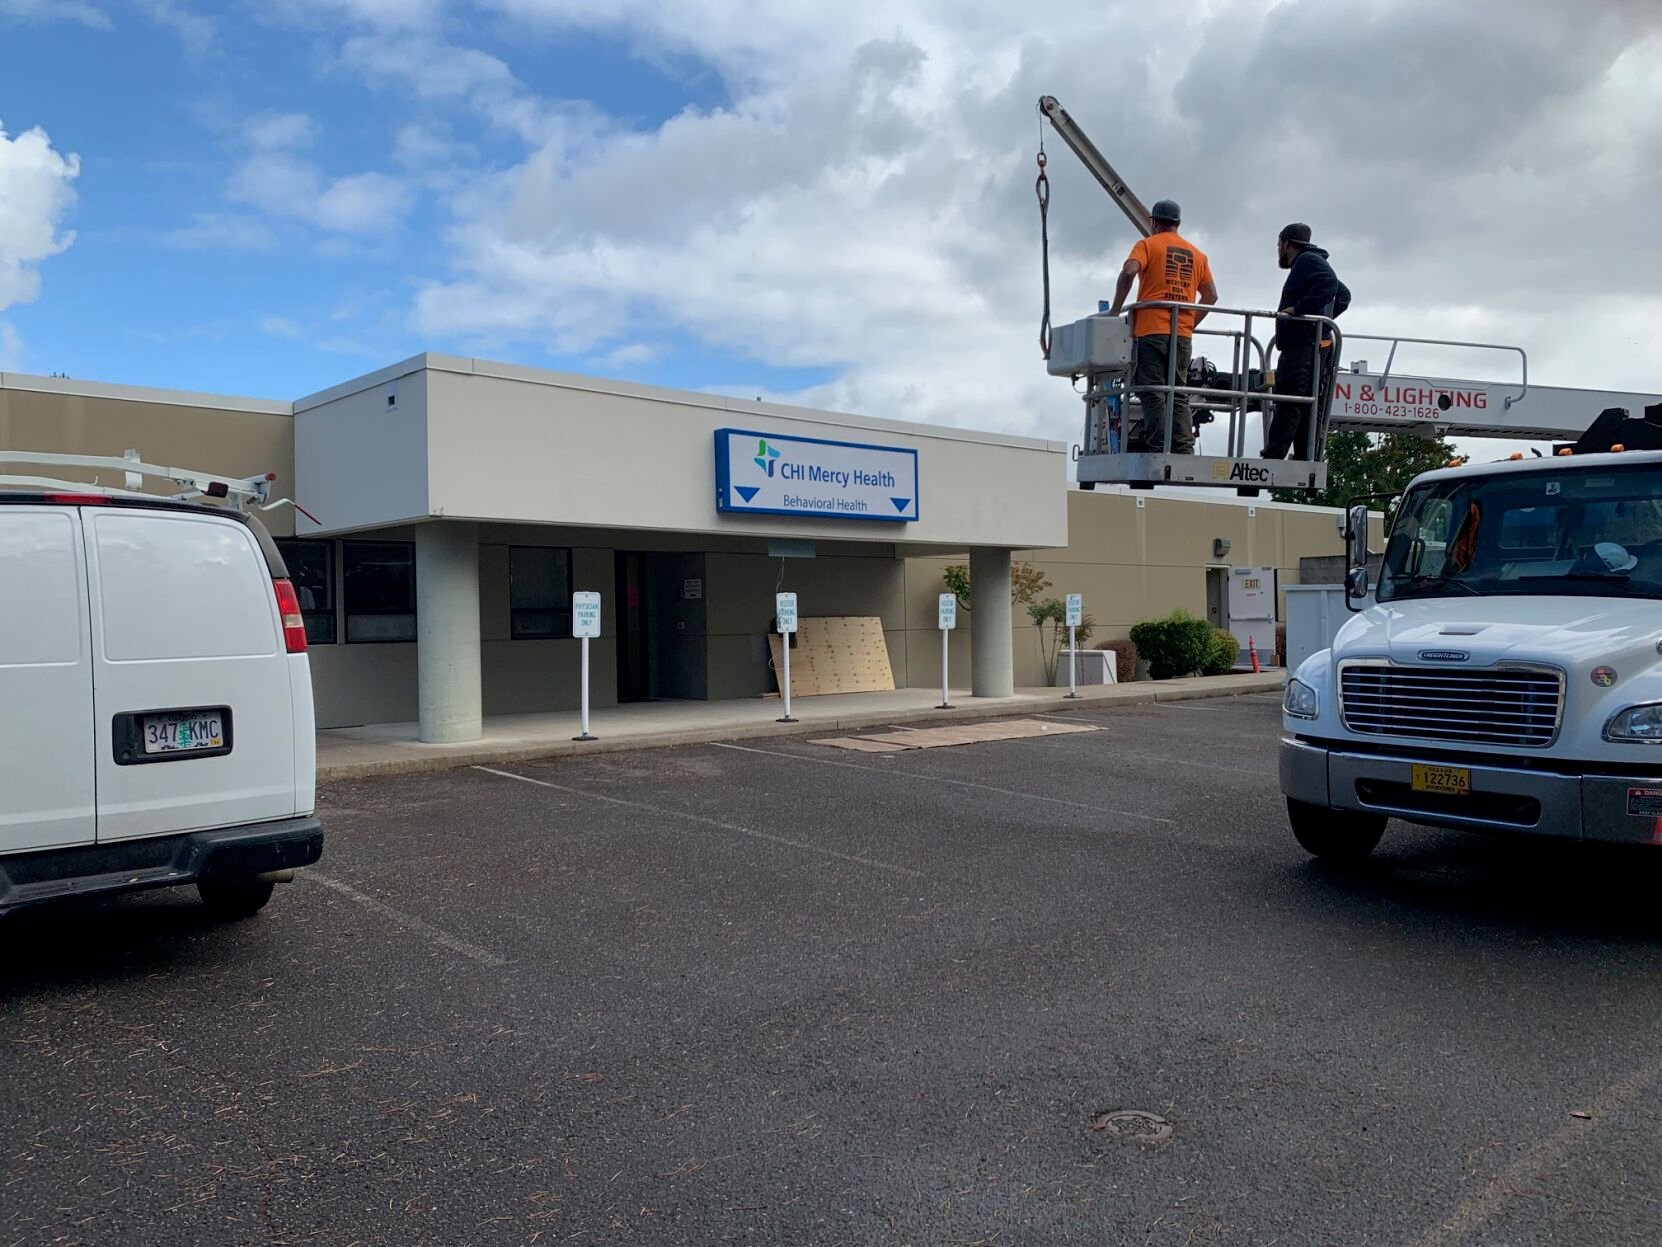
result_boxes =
[1412,764,1470,796]
[142,712,225,754]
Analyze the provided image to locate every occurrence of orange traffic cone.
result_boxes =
[1248,636,1261,674]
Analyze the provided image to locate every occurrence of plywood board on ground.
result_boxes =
[813,718,1098,752]
[768,616,895,697]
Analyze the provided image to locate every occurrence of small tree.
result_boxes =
[943,560,1050,611]
[1029,598,1096,685]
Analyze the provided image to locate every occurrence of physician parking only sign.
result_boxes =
[715,429,919,523]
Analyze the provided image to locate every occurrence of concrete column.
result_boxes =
[969,547,1014,698]
[416,521,482,743]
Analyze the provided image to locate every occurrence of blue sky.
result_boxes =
[2,0,1659,441]
[0,0,839,401]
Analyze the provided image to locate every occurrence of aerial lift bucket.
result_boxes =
[1049,301,1338,493]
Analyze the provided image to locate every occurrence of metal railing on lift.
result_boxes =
[1105,301,1341,461]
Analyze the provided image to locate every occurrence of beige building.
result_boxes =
[3,356,1351,734]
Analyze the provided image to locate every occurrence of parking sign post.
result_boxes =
[572,591,602,741]
[1064,593,1083,700]
[776,592,798,723]
[937,593,957,709]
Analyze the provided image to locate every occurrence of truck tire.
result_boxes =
[197,878,276,919]
[1287,799,1386,863]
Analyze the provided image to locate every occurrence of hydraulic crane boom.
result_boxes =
[1037,96,1153,239]
[1033,94,1662,489]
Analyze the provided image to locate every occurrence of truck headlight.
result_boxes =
[1604,703,1662,743]
[1283,678,1319,720]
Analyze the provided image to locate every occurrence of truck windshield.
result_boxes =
[1378,463,1662,603]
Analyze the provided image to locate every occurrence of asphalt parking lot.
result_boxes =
[4,693,1660,1247]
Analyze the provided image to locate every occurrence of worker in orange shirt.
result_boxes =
[1107,199,1219,454]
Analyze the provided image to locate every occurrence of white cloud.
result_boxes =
[268,0,441,30]
[339,35,603,146]
[227,112,413,237]
[134,0,215,54]
[245,111,315,152]
[600,342,665,368]
[261,315,305,339]
[0,321,23,370]
[0,120,80,313]
[163,212,277,251]
[398,0,1662,447]
[0,0,111,29]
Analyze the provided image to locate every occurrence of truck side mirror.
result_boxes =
[1345,565,1370,606]
[1345,504,1370,568]
[1345,504,1371,609]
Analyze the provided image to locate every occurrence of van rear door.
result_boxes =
[0,506,96,854]
[83,507,298,842]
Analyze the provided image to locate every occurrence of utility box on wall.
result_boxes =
[1226,566,1277,666]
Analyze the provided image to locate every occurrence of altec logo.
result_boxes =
[1229,462,1271,483]
[754,439,781,477]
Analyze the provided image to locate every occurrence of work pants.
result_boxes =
[1129,334,1194,454]
[1263,340,1331,461]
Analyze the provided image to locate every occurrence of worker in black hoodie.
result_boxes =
[1263,223,1350,461]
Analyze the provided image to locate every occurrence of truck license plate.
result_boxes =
[1412,764,1470,796]
[142,712,225,755]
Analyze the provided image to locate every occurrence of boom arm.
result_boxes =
[1038,96,1153,239]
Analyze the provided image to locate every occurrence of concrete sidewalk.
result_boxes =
[316,672,1284,782]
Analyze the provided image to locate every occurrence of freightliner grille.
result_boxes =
[1339,664,1563,748]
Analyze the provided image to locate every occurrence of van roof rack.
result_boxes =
[0,449,277,511]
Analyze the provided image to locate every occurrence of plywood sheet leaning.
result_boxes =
[768,616,895,697]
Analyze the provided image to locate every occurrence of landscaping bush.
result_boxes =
[1128,609,1214,680]
[1202,628,1240,676]
[1097,637,1138,684]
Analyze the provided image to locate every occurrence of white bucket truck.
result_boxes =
[1281,449,1662,860]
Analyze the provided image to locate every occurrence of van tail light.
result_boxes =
[273,579,308,653]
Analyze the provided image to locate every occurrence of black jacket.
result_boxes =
[1278,245,1349,349]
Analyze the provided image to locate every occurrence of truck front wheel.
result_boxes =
[1287,800,1386,863]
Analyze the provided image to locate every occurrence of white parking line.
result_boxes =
[304,870,506,967]
[948,718,1270,778]
[474,766,923,879]
[709,742,1174,824]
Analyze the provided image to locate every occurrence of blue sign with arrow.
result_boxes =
[715,429,919,523]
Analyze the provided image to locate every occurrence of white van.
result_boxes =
[0,471,322,919]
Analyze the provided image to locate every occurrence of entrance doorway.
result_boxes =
[615,552,653,701]
[614,552,708,702]
[1205,566,1230,631]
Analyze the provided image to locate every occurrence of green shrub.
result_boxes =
[1203,628,1240,676]
[1128,609,1214,680]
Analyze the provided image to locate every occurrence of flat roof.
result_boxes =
[0,370,292,416]
[294,353,1069,454]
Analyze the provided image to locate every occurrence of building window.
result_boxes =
[343,541,417,643]
[274,539,337,645]
[509,546,573,639]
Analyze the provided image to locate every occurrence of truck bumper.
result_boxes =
[0,817,324,917]
[1280,738,1662,846]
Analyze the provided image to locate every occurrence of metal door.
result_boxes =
[0,507,96,853]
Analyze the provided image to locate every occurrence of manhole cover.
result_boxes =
[1090,1110,1173,1143]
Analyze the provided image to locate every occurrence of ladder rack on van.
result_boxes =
[0,450,277,510]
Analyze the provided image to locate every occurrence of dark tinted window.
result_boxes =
[274,538,336,644]
[509,547,572,639]
[344,541,417,642]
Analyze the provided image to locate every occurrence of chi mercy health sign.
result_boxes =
[715,429,919,523]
